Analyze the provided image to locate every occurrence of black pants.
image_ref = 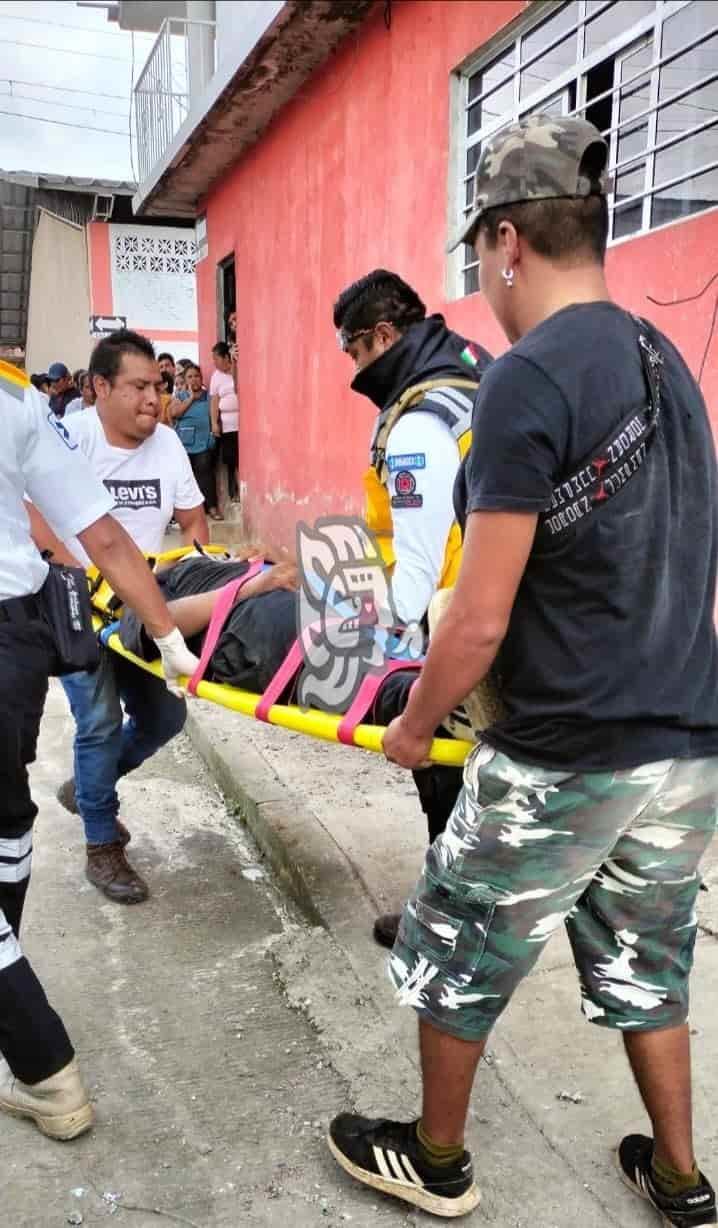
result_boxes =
[220,431,239,500]
[0,615,74,1083]
[189,448,218,512]
[373,668,464,844]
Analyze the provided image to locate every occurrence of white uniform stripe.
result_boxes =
[0,851,31,883]
[435,386,475,412]
[0,833,32,859]
[0,929,23,972]
[423,393,459,424]
[425,389,473,416]
[373,1146,393,1181]
[386,1151,406,1182]
[400,1154,425,1186]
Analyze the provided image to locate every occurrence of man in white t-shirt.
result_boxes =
[30,331,208,906]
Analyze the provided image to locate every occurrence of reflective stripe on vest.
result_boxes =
[0,360,29,402]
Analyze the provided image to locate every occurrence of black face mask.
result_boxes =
[350,341,399,410]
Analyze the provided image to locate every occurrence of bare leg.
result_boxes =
[623,1023,695,1172]
[419,1018,486,1145]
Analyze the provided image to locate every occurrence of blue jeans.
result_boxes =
[61,648,186,845]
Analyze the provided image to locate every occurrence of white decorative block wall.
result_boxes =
[109,225,198,332]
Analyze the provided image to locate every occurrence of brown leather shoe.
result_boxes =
[373,912,400,949]
[57,781,131,848]
[86,841,148,904]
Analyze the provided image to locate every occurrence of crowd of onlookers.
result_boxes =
[29,316,239,518]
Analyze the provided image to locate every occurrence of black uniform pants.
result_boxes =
[373,667,464,844]
[0,613,74,1084]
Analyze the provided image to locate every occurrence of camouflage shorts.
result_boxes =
[389,745,718,1041]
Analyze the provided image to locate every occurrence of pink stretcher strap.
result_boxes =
[337,657,423,746]
[255,636,306,722]
[187,559,265,695]
[256,615,347,722]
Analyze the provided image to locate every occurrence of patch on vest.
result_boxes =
[387,452,426,472]
[104,478,161,509]
[394,470,417,496]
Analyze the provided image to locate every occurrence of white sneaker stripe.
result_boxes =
[373,1146,393,1181]
[386,1151,406,1183]
[400,1154,425,1187]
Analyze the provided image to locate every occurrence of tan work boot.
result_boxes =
[0,1058,93,1140]
[86,841,148,904]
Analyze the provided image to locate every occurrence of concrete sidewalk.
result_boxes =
[186,698,718,1227]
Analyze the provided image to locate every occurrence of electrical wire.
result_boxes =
[647,271,718,386]
[0,106,129,136]
[3,36,127,61]
[0,11,153,37]
[0,87,127,119]
[128,30,137,183]
[0,77,126,100]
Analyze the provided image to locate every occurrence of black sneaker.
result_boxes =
[328,1114,480,1218]
[617,1134,716,1226]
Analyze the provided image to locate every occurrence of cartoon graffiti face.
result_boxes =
[296,517,423,713]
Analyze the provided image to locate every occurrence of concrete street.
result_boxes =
[3,683,414,1228]
[5,679,718,1227]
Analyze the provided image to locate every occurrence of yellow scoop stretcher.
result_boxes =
[91,545,473,767]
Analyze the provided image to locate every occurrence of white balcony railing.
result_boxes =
[134,16,217,186]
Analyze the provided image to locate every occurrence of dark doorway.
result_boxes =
[217,253,236,342]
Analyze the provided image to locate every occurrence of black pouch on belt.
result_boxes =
[39,560,100,675]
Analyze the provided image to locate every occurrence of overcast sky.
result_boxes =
[0,0,156,182]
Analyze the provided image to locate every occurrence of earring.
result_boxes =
[501,267,515,288]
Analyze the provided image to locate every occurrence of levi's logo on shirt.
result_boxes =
[104,478,161,510]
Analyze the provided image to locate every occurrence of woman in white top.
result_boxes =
[209,342,239,503]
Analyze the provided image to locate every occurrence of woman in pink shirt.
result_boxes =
[209,342,239,503]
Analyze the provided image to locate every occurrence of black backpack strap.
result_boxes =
[537,316,663,543]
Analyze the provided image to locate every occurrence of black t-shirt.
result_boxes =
[454,301,718,771]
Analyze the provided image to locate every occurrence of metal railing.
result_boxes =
[134,16,217,186]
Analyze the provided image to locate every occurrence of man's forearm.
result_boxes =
[179,512,209,547]
[78,515,175,639]
[402,605,503,738]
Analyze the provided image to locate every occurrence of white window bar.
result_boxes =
[455,0,717,296]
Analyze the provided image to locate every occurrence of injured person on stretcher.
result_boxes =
[117,549,430,733]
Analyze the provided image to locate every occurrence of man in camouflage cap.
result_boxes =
[327,114,718,1224]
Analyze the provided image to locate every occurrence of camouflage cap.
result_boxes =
[447,113,610,253]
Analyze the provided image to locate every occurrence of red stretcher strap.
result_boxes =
[187,559,265,695]
[337,657,423,746]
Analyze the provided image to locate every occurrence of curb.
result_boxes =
[184,703,381,936]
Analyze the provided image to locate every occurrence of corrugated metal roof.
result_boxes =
[0,170,136,195]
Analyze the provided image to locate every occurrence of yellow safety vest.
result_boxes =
[363,377,477,592]
[0,359,29,399]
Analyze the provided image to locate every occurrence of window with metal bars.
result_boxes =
[454,0,718,297]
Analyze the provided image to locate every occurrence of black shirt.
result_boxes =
[455,301,718,771]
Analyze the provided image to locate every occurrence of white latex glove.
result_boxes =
[153,627,200,697]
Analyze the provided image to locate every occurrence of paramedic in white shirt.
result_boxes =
[0,361,197,1141]
[332,270,492,949]
[29,330,208,908]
